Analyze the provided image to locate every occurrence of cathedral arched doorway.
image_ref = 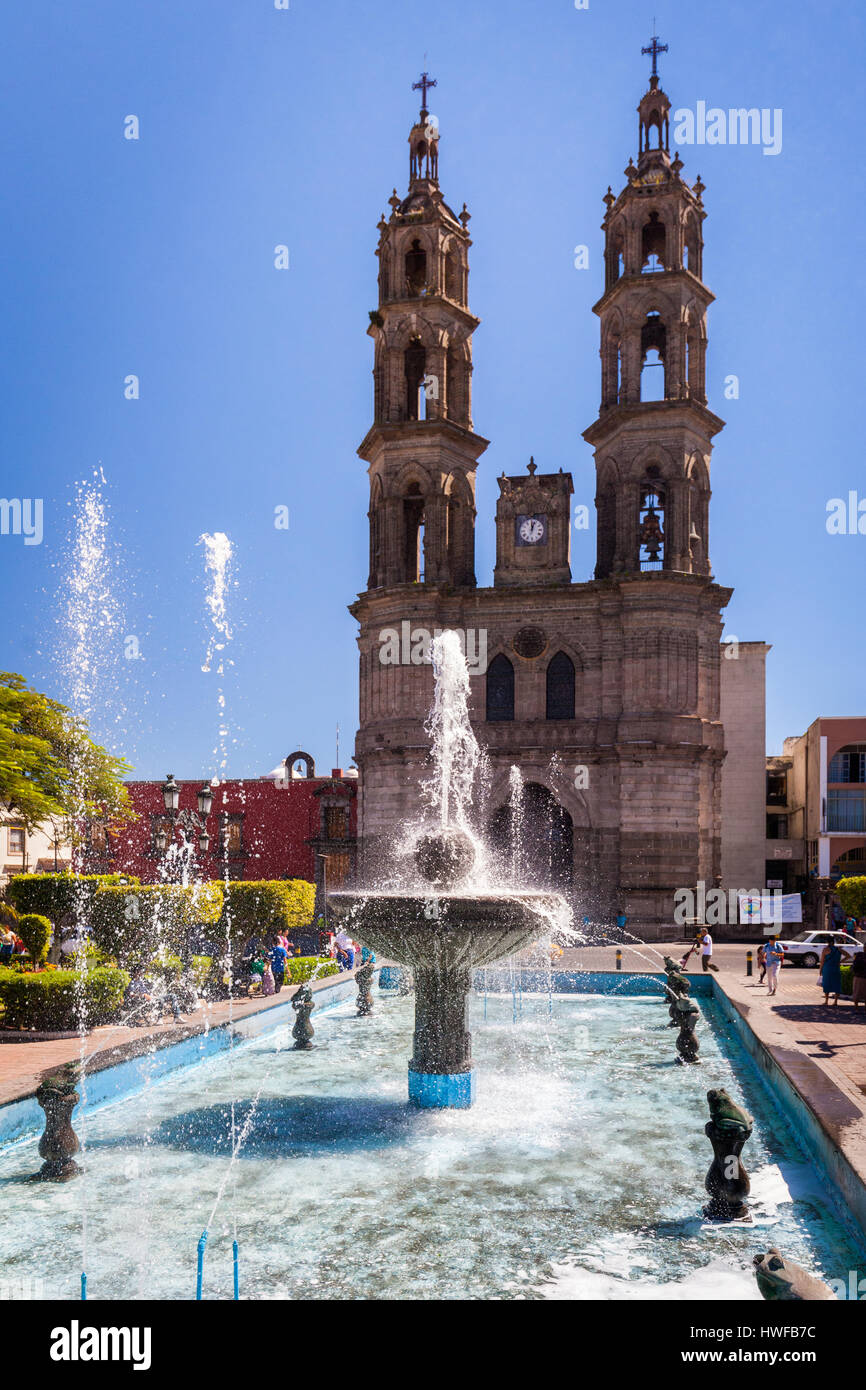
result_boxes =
[488,782,573,891]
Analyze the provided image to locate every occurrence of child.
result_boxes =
[261,959,275,996]
[757,942,767,984]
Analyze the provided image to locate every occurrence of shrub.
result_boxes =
[0,901,20,929]
[285,955,338,985]
[0,965,130,1030]
[840,964,853,997]
[90,883,223,964]
[223,880,315,948]
[836,877,866,922]
[16,913,52,964]
[6,873,140,927]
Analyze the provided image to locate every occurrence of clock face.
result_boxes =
[516,514,547,546]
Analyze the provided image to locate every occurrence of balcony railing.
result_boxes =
[827,792,866,833]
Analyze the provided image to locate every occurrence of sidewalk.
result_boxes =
[0,969,358,1108]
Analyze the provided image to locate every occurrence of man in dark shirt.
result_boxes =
[269,936,289,994]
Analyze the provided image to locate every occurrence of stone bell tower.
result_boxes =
[359,73,488,591]
[584,34,724,579]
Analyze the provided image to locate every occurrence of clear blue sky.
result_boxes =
[1,0,864,777]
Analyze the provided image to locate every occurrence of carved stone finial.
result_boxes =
[693,175,705,202]
[527,456,537,475]
[603,186,615,210]
[459,202,471,229]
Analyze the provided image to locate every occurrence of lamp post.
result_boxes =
[156,774,216,858]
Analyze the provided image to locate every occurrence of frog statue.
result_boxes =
[703,1088,753,1221]
[673,996,700,1063]
[291,983,315,1050]
[31,1067,83,1182]
[753,1250,836,1301]
[663,968,691,1027]
[355,957,375,1016]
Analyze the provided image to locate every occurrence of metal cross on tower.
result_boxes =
[641,32,668,79]
[412,71,437,110]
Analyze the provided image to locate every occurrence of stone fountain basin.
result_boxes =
[327,890,563,970]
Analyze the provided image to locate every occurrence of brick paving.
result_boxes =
[0,971,354,1107]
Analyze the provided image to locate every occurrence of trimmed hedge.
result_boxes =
[285,956,338,985]
[836,877,866,922]
[0,965,130,1030]
[6,873,139,925]
[16,913,52,964]
[223,880,315,946]
[90,883,223,964]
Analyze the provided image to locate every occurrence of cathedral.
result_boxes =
[350,55,738,934]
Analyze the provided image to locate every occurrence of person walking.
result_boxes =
[699,928,719,973]
[269,935,288,994]
[261,959,276,997]
[818,938,851,1008]
[333,927,355,971]
[764,936,785,995]
[850,951,866,1011]
[757,942,767,985]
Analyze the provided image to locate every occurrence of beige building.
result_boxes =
[766,718,866,900]
[350,66,768,938]
[719,642,770,898]
[0,816,70,889]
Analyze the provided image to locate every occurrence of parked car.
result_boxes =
[776,930,864,969]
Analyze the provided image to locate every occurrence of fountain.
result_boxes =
[703,1088,752,1221]
[328,632,566,1108]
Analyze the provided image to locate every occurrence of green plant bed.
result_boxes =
[840,964,853,997]
[0,965,130,1031]
[285,956,338,985]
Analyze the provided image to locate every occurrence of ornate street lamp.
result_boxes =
[162,773,180,814]
[155,773,216,859]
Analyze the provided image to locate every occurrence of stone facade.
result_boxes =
[719,642,770,898]
[350,68,742,937]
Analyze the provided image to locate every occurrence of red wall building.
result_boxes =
[85,753,357,905]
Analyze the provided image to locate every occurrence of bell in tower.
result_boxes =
[359,76,488,592]
[584,33,724,580]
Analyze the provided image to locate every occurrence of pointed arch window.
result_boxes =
[486,654,514,722]
[640,312,666,401]
[639,473,666,571]
[405,337,426,420]
[403,483,425,582]
[444,248,461,301]
[405,239,427,296]
[641,212,666,271]
[546,652,575,720]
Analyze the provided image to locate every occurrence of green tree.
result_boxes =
[0,672,133,837]
[836,877,866,921]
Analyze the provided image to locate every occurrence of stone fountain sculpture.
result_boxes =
[355,957,375,1016]
[328,633,566,1109]
[703,1088,752,1220]
[291,983,315,1050]
[673,996,700,1063]
[31,1070,82,1183]
[753,1250,836,1301]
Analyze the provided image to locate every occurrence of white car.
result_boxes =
[776,930,864,969]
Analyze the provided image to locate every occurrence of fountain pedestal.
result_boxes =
[408,967,474,1108]
[328,880,562,1109]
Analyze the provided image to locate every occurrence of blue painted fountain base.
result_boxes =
[408,1067,476,1109]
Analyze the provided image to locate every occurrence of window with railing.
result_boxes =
[828,746,866,784]
[766,769,787,806]
[827,789,866,832]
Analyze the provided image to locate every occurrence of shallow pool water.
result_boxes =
[0,989,862,1300]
